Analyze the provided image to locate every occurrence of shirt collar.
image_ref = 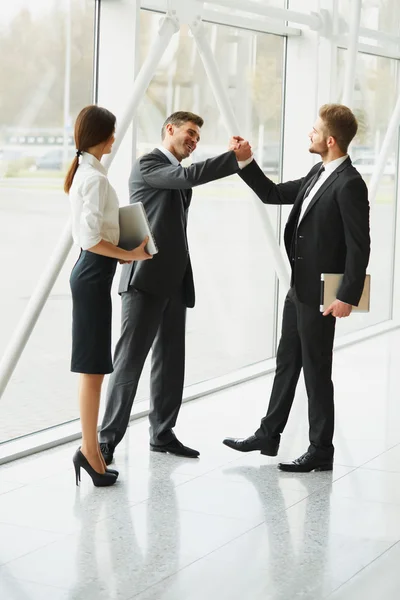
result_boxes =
[157,146,181,166]
[323,155,348,176]
[80,151,108,175]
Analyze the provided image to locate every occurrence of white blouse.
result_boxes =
[69,152,119,250]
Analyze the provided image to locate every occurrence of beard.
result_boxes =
[309,140,328,156]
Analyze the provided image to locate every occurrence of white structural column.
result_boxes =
[369,93,400,204]
[62,0,72,168]
[191,19,290,288]
[0,15,179,400]
[342,0,362,107]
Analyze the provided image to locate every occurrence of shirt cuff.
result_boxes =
[237,155,254,170]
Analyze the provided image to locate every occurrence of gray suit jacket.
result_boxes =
[119,148,240,307]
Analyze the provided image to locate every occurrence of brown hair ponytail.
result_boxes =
[64,156,80,194]
[63,105,116,194]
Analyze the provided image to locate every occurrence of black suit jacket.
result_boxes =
[119,148,240,307]
[239,157,370,307]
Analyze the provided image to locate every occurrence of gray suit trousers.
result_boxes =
[100,287,186,447]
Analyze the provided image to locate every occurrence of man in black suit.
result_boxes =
[99,111,252,464]
[223,104,370,472]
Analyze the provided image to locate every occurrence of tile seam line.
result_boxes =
[0,533,71,569]
[352,440,400,470]
[0,568,70,592]
[323,540,400,599]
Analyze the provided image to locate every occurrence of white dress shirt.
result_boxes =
[69,152,119,250]
[157,146,180,166]
[298,155,348,223]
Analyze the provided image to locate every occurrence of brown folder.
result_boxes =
[320,274,370,312]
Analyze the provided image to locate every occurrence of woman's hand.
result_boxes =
[87,238,153,262]
[127,236,153,261]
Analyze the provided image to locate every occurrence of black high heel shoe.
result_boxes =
[106,467,119,478]
[73,449,117,487]
[98,447,118,478]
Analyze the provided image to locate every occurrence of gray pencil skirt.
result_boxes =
[70,250,117,374]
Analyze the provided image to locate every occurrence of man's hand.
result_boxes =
[323,299,353,318]
[229,135,244,148]
[229,136,252,161]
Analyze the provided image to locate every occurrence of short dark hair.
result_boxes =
[319,104,358,153]
[64,105,116,193]
[161,111,204,140]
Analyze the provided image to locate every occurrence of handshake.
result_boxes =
[229,136,252,162]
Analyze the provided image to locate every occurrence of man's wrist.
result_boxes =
[336,298,351,306]
[237,155,254,169]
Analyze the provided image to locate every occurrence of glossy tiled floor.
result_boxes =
[1,329,400,599]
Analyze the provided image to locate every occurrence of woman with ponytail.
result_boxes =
[65,105,152,487]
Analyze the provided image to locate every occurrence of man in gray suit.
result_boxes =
[100,111,252,463]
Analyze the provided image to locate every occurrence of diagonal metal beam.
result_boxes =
[190,18,290,288]
[0,222,73,399]
[103,15,179,167]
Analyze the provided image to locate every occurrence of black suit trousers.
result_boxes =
[255,287,336,457]
[100,287,186,447]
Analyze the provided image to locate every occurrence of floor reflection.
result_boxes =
[223,464,333,599]
[68,455,180,599]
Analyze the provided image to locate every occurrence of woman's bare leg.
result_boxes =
[79,373,105,474]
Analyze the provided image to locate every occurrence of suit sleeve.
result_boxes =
[336,177,370,305]
[239,159,305,205]
[139,150,239,190]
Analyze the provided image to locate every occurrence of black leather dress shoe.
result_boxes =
[100,442,115,466]
[278,451,333,473]
[150,438,200,458]
[222,435,279,456]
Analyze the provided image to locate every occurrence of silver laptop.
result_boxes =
[320,273,370,312]
[118,202,158,255]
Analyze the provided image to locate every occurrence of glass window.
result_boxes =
[335,49,399,335]
[288,0,319,12]
[0,3,286,445]
[136,10,285,388]
[339,0,400,37]
[0,0,95,443]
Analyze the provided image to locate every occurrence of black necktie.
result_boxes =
[302,164,325,200]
